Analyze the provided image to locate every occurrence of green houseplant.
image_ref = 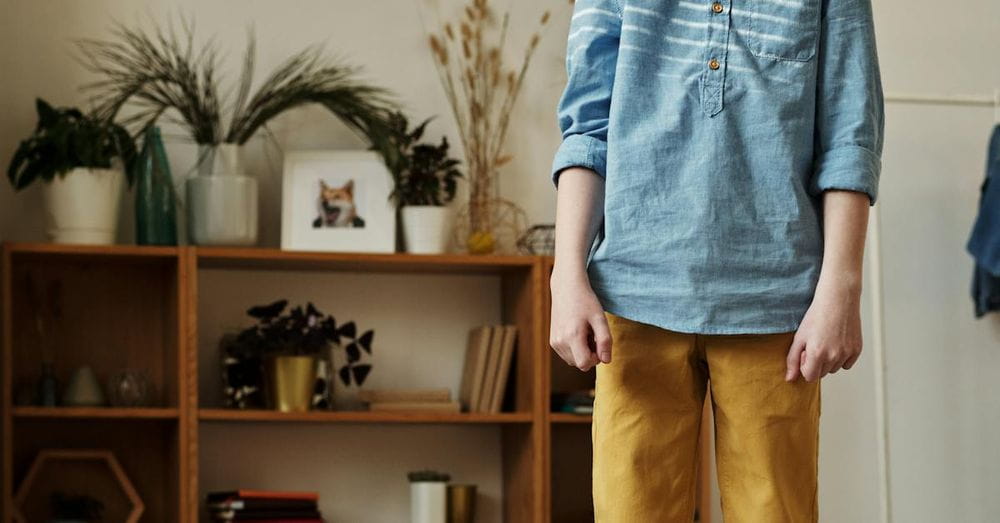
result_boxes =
[378,111,463,254]
[226,299,373,412]
[7,98,137,244]
[77,16,398,246]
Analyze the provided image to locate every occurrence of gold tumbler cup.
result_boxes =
[447,484,477,523]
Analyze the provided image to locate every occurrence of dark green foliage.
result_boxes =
[75,15,398,150]
[376,111,463,207]
[407,469,451,482]
[7,99,137,191]
[229,299,373,387]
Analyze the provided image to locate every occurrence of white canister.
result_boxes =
[42,167,124,244]
[410,480,447,523]
[401,205,451,254]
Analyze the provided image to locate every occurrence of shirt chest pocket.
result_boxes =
[740,0,822,62]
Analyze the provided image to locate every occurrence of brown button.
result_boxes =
[712,2,724,13]
[708,58,721,70]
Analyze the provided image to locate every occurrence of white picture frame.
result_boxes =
[280,150,396,253]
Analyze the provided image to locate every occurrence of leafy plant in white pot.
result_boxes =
[76,17,398,246]
[7,99,137,244]
[378,112,463,254]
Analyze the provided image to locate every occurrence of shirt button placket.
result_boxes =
[701,0,730,117]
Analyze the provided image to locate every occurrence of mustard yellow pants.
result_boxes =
[593,311,821,523]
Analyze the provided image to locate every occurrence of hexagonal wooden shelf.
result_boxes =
[14,449,144,523]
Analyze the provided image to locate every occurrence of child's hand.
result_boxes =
[549,270,611,371]
[785,279,863,382]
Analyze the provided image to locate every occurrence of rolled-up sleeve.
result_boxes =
[551,0,622,188]
[809,0,885,206]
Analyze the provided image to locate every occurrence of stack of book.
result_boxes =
[458,324,518,413]
[207,490,321,522]
[359,387,461,412]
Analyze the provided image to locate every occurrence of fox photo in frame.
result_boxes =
[281,151,395,253]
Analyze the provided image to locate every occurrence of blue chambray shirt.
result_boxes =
[551,0,885,334]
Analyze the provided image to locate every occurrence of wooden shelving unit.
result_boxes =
[1,243,709,522]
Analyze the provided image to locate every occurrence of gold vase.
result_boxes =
[267,355,317,412]
[447,484,477,523]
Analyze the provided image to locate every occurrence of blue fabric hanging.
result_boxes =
[966,124,1000,317]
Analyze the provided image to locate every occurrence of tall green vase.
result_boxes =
[135,126,178,245]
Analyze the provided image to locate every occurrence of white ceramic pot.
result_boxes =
[186,143,258,246]
[410,481,447,523]
[401,205,451,254]
[42,167,124,245]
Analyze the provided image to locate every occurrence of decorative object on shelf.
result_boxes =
[550,388,595,415]
[408,469,451,523]
[14,449,144,523]
[106,370,151,407]
[281,151,396,253]
[312,358,332,410]
[423,0,557,254]
[77,15,399,246]
[187,143,258,246]
[224,299,373,412]
[206,489,321,521]
[26,274,62,405]
[49,492,104,523]
[62,366,106,407]
[134,126,178,246]
[517,223,555,256]
[446,484,477,523]
[375,111,463,254]
[36,362,59,407]
[6,99,137,245]
[220,334,264,410]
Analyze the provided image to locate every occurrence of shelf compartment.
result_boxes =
[195,246,538,274]
[198,408,533,424]
[12,406,180,420]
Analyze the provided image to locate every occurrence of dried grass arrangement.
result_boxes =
[75,15,397,149]
[424,0,560,254]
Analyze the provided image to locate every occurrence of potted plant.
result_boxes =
[7,98,137,244]
[77,16,398,246]
[227,300,373,412]
[378,112,463,254]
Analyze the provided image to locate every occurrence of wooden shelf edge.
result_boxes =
[198,408,534,424]
[3,242,179,258]
[12,406,180,420]
[195,247,539,273]
[550,413,592,424]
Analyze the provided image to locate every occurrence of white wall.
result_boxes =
[1,1,998,522]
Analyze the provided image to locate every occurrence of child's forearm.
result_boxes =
[816,189,870,295]
[552,167,606,284]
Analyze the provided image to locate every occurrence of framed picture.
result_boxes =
[281,150,396,253]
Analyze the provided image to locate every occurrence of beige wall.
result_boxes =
[2,1,999,522]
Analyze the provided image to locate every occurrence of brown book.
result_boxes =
[358,388,451,404]
[368,400,462,412]
[459,326,493,412]
[476,324,506,412]
[487,325,518,413]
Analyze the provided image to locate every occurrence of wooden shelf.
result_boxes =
[198,408,533,424]
[12,406,180,420]
[550,413,592,424]
[195,246,538,274]
[6,242,179,259]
